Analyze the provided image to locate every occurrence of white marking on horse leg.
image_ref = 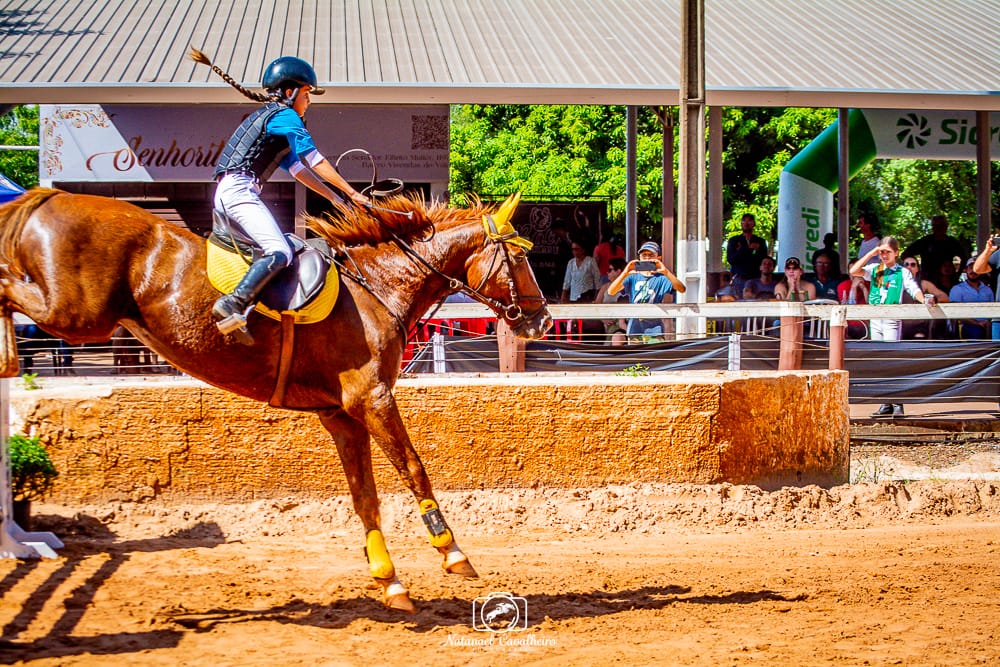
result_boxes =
[442,542,469,568]
[379,576,415,612]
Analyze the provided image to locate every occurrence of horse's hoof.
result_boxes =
[445,558,479,578]
[384,592,417,613]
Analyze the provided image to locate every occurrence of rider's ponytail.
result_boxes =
[189,46,274,103]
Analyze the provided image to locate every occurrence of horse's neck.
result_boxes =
[379,223,475,328]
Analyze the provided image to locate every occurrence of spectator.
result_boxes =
[838,276,868,307]
[971,236,1000,339]
[774,257,817,301]
[607,241,686,343]
[904,214,968,286]
[901,256,949,339]
[593,230,625,282]
[836,277,869,339]
[857,213,882,259]
[595,257,628,345]
[743,256,777,300]
[714,271,741,301]
[931,257,961,295]
[948,258,992,339]
[809,250,841,300]
[560,238,601,304]
[811,232,842,277]
[850,236,930,417]
[726,213,768,294]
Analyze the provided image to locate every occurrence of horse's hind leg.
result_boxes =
[317,408,415,613]
[354,390,478,578]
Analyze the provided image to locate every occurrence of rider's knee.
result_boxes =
[268,250,292,268]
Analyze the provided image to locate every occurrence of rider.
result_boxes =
[191,49,371,339]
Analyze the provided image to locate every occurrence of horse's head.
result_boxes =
[463,194,552,339]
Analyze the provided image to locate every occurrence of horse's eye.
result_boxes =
[510,250,526,263]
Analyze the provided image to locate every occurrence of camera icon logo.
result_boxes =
[471,592,528,632]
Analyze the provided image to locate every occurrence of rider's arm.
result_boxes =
[290,164,345,204]
[310,159,370,206]
[271,109,371,206]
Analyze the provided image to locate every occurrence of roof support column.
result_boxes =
[976,110,993,249]
[660,108,675,275]
[677,0,706,334]
[837,108,850,276]
[650,106,676,274]
[626,105,638,259]
[708,105,723,273]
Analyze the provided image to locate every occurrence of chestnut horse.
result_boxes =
[0,188,551,611]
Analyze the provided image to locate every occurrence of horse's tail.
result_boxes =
[0,187,64,275]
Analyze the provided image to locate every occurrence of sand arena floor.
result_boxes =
[2,477,1000,666]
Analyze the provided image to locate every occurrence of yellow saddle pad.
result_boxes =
[206,240,339,324]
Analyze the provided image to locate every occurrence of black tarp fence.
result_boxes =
[404,336,1000,403]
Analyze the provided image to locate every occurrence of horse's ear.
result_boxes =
[494,192,521,227]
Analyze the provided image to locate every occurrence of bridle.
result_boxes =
[389,214,548,331]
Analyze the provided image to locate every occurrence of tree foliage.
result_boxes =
[450,103,998,254]
[0,105,39,188]
[851,159,998,251]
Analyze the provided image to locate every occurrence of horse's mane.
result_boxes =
[0,187,64,275]
[306,195,494,248]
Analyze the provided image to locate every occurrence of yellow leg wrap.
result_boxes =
[364,530,395,580]
[419,499,454,549]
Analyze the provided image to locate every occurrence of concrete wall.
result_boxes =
[10,371,849,502]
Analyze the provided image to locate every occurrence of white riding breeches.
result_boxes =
[214,173,292,265]
[870,318,902,342]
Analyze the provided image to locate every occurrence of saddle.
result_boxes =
[206,209,340,324]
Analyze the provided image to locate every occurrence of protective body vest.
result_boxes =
[213,102,291,182]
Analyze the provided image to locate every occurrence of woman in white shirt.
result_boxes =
[561,240,602,303]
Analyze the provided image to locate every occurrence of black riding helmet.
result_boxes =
[261,56,326,97]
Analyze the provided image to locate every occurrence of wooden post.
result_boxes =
[778,315,803,370]
[496,319,526,372]
[828,306,846,370]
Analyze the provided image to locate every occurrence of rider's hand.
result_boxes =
[351,192,371,206]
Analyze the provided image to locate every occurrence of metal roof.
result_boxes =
[0,0,997,109]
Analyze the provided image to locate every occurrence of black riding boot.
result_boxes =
[212,253,286,343]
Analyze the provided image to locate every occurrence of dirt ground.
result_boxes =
[3,471,1000,667]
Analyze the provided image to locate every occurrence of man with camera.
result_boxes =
[607,241,686,343]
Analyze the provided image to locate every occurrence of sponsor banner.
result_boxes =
[777,171,832,268]
[862,109,1000,160]
[39,104,449,183]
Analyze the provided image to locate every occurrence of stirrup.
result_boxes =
[215,310,249,335]
[215,307,255,345]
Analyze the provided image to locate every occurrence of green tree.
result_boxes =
[451,104,840,246]
[450,104,667,239]
[0,105,39,188]
[851,159,999,250]
[449,103,997,256]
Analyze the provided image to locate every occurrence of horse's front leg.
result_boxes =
[316,408,415,612]
[353,384,478,578]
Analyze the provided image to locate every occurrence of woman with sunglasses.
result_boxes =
[901,256,949,304]
[850,237,931,417]
[900,256,949,339]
